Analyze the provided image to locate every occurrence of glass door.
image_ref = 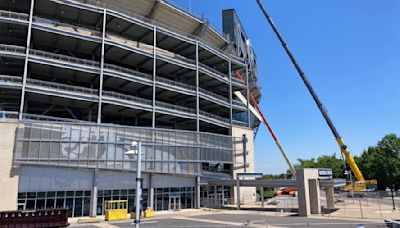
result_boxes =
[168,196,181,211]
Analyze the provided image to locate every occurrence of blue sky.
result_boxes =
[172,0,400,174]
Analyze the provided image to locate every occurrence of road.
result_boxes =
[71,210,389,228]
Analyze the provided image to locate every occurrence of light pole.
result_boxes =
[125,141,143,228]
[384,150,396,210]
[344,170,354,202]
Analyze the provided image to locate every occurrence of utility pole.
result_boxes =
[385,150,396,210]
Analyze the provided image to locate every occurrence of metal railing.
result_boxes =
[199,87,229,104]
[102,90,152,106]
[33,15,102,41]
[199,110,229,124]
[232,99,246,108]
[29,49,100,68]
[232,119,247,127]
[156,101,196,115]
[26,78,98,96]
[22,113,87,123]
[104,63,153,81]
[0,75,22,84]
[156,76,195,91]
[199,62,229,82]
[0,9,29,22]
[0,44,25,54]
[156,48,196,67]
[231,76,246,86]
[0,111,19,119]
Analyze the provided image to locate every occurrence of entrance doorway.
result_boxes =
[168,196,181,211]
[208,193,224,208]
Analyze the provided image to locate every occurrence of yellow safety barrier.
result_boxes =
[130,207,155,219]
[104,200,128,221]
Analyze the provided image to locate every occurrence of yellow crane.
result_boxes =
[255,0,377,191]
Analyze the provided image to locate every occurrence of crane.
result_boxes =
[234,72,296,177]
[255,0,376,190]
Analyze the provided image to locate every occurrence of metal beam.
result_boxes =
[146,0,161,20]
[192,21,208,38]
[19,0,34,120]
[152,27,157,128]
[97,9,106,124]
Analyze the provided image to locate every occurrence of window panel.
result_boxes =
[50,142,60,158]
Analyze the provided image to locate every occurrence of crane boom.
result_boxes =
[255,0,365,181]
[234,72,296,177]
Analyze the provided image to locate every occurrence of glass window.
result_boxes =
[112,190,120,196]
[75,191,83,197]
[37,192,46,198]
[56,198,65,208]
[103,190,111,196]
[74,198,83,217]
[97,198,103,215]
[83,197,91,216]
[66,191,75,197]
[46,198,55,208]
[65,198,74,217]
[84,191,91,197]
[26,199,35,210]
[36,199,45,209]
[47,191,55,198]
[18,192,26,199]
[57,191,65,197]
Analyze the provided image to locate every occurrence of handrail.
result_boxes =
[155,76,195,91]
[156,48,196,66]
[199,87,229,104]
[0,10,29,21]
[0,44,25,54]
[156,101,196,115]
[22,113,87,123]
[102,90,152,106]
[199,62,229,82]
[26,78,98,95]
[0,111,19,119]
[29,49,101,68]
[104,63,153,81]
[0,75,23,84]
[231,76,246,85]
[33,16,102,40]
[199,110,229,124]
[232,119,247,127]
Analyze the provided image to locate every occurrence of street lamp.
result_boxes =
[125,141,143,228]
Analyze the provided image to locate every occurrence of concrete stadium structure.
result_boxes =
[0,0,261,217]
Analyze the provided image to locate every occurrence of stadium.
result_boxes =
[0,0,260,217]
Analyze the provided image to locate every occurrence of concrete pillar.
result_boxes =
[90,169,98,217]
[148,174,154,209]
[195,176,200,208]
[0,121,20,211]
[260,187,264,208]
[236,177,240,210]
[309,179,321,214]
[325,187,335,209]
[296,168,321,217]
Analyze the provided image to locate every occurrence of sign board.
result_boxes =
[318,169,333,179]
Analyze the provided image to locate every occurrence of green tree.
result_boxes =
[355,134,400,190]
[296,154,345,178]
